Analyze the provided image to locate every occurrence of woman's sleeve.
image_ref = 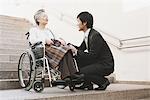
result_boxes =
[47,29,60,40]
[29,28,37,44]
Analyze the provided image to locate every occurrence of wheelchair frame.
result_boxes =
[18,32,82,92]
[18,44,79,93]
[18,32,62,92]
[18,42,62,92]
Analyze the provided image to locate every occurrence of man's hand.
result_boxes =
[68,44,78,55]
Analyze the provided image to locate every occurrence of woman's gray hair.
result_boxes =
[34,9,45,25]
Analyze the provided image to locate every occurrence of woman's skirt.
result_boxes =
[45,45,69,68]
[45,45,77,79]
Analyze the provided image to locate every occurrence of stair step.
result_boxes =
[0,62,18,71]
[0,75,115,89]
[0,84,150,100]
[0,79,21,90]
[0,43,28,50]
[0,30,29,37]
[0,20,30,26]
[0,35,27,43]
[0,79,54,90]
[138,97,150,100]
[0,15,27,20]
[0,54,20,62]
[0,48,25,54]
[0,16,31,26]
[0,24,31,31]
[0,25,30,31]
[0,40,27,45]
[0,21,30,26]
[0,70,115,80]
[0,37,27,43]
[0,31,27,39]
[0,19,28,24]
[0,71,18,79]
[0,25,29,31]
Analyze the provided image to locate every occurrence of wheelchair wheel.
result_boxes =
[67,79,75,91]
[33,80,44,93]
[69,85,75,91]
[69,82,75,91]
[18,50,36,91]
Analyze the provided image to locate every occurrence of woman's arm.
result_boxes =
[45,39,54,45]
[47,29,66,45]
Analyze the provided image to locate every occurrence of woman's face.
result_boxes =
[37,13,48,25]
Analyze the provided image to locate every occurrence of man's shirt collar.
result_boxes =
[84,28,91,37]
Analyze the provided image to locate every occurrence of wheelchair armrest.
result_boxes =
[31,41,43,49]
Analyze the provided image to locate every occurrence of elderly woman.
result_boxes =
[29,9,77,80]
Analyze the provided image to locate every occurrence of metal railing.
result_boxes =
[119,35,150,49]
[97,28,150,49]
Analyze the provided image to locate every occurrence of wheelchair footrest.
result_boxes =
[53,78,84,86]
[52,80,66,86]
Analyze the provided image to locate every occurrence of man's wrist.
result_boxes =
[73,49,78,56]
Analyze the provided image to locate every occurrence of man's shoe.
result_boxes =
[95,79,110,90]
[71,73,84,80]
[71,74,84,84]
[75,83,93,90]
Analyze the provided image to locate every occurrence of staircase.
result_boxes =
[0,15,150,100]
[0,15,32,89]
[0,15,116,90]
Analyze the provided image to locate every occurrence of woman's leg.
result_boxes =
[58,51,77,79]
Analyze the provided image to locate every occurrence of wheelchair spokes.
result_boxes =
[18,50,36,91]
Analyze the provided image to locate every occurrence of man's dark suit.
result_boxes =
[75,28,114,86]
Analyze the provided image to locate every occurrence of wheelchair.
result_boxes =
[18,33,80,92]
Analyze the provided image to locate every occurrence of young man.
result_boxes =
[69,12,114,90]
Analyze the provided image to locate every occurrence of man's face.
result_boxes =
[77,18,86,31]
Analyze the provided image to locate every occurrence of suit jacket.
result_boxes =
[75,28,114,70]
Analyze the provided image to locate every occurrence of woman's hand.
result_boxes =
[45,39,54,45]
[58,38,66,45]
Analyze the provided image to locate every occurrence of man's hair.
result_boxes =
[77,11,93,28]
[34,9,45,25]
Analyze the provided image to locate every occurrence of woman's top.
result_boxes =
[29,27,59,44]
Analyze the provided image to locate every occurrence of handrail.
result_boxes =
[95,27,121,42]
[49,10,150,49]
[119,44,150,49]
[107,41,150,49]
[121,36,150,42]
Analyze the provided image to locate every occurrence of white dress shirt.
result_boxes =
[84,28,91,50]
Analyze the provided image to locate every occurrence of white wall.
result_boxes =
[0,0,150,81]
